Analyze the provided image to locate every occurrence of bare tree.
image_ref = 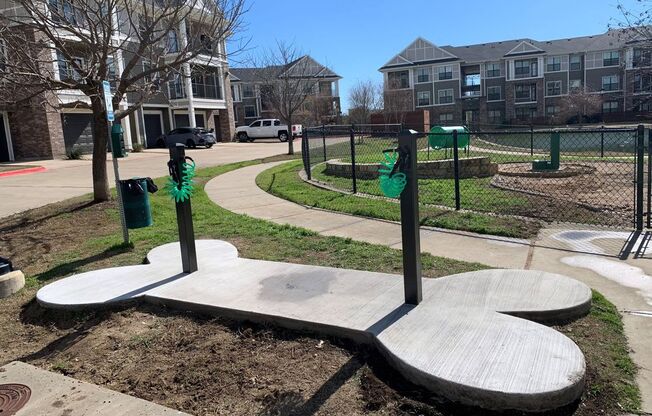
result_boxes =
[382,79,412,126]
[0,0,246,201]
[303,94,333,126]
[348,79,380,125]
[254,42,324,155]
[559,87,603,125]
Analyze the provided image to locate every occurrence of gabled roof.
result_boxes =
[230,55,340,83]
[380,37,458,69]
[504,40,545,56]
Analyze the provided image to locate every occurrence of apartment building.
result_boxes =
[230,56,341,127]
[379,30,652,127]
[0,0,235,162]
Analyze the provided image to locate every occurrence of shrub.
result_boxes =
[131,143,145,153]
[66,146,83,160]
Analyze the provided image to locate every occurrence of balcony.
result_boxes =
[169,81,222,100]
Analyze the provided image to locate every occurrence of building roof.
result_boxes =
[380,29,638,70]
[230,55,341,83]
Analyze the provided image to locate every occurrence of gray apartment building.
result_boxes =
[229,56,341,127]
[379,29,652,127]
[0,0,235,162]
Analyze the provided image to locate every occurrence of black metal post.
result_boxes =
[636,125,645,232]
[321,125,327,162]
[600,126,605,158]
[648,129,651,229]
[398,130,422,305]
[169,144,198,273]
[303,130,311,180]
[530,125,534,156]
[452,129,461,210]
[349,127,357,194]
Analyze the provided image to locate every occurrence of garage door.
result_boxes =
[144,113,164,148]
[62,113,94,153]
[0,114,10,162]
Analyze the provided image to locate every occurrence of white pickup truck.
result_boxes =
[235,119,289,142]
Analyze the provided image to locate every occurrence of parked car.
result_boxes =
[156,127,216,149]
[292,124,303,137]
[235,119,289,142]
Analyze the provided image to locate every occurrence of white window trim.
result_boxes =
[601,75,620,92]
[486,86,502,102]
[416,90,431,107]
[601,51,621,68]
[439,113,454,122]
[545,80,563,97]
[485,63,503,79]
[244,104,257,118]
[415,67,431,84]
[437,88,454,105]
[544,56,563,73]
[436,65,454,81]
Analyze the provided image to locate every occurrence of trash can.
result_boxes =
[119,178,153,229]
[0,257,12,276]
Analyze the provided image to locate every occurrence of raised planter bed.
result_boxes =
[325,157,498,179]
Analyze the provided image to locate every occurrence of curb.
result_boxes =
[0,166,46,178]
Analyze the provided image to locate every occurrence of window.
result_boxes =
[244,105,257,118]
[143,60,160,84]
[49,0,81,24]
[417,91,431,106]
[569,55,582,71]
[388,70,409,89]
[464,110,477,123]
[242,84,255,98]
[57,52,84,82]
[486,63,501,78]
[438,89,453,104]
[515,107,537,121]
[515,83,536,102]
[602,101,619,113]
[515,59,537,78]
[416,67,430,83]
[603,51,619,66]
[634,48,652,68]
[439,113,453,123]
[546,56,561,72]
[634,98,652,112]
[249,120,261,127]
[487,86,502,101]
[262,120,271,127]
[463,73,481,96]
[546,80,562,96]
[602,75,619,91]
[634,74,652,93]
[438,65,453,80]
[274,120,280,126]
[546,105,560,116]
[569,79,582,91]
[0,40,6,72]
[167,30,179,53]
[488,110,502,123]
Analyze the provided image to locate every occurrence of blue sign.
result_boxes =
[102,80,114,122]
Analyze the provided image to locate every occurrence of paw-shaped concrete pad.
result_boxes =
[37,240,591,411]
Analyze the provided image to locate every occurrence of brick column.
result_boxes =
[220,67,236,141]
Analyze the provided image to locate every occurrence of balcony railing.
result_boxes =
[169,81,222,100]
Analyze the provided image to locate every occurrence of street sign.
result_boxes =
[102,80,114,122]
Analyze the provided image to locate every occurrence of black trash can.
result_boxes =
[119,178,153,229]
[0,257,12,276]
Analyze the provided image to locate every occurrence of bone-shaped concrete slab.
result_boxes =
[36,240,591,411]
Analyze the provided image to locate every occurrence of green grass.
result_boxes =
[256,160,540,239]
[29,157,488,288]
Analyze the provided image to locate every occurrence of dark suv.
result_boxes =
[156,127,217,148]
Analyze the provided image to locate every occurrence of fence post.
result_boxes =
[648,128,651,229]
[636,125,645,231]
[303,130,311,180]
[530,125,534,156]
[600,126,605,158]
[321,125,326,162]
[398,130,422,305]
[452,129,461,210]
[169,144,198,274]
[349,126,357,194]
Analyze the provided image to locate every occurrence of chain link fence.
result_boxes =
[302,124,646,229]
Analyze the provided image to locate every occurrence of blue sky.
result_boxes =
[228,0,640,112]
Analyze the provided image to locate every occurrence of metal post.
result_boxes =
[530,125,534,156]
[398,130,422,305]
[321,126,327,162]
[600,126,605,158]
[303,130,311,181]
[349,127,357,194]
[636,125,645,232]
[648,128,651,229]
[169,144,198,273]
[452,129,461,210]
[108,121,129,245]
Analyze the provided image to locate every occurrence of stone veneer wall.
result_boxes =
[325,157,498,180]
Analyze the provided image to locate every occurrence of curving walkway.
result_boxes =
[206,161,652,412]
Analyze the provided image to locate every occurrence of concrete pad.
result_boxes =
[0,270,25,298]
[37,240,591,412]
[232,203,308,220]
[321,218,403,246]
[274,211,366,233]
[0,361,187,415]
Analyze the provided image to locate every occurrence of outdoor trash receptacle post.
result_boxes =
[119,178,154,229]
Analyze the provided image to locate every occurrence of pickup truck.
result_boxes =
[235,119,289,142]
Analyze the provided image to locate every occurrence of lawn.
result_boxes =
[0,156,640,415]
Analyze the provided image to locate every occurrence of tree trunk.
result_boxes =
[91,94,110,202]
[287,116,294,155]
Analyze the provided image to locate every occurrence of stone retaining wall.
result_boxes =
[325,157,498,180]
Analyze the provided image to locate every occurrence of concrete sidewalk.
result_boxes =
[206,161,652,412]
[0,139,291,218]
